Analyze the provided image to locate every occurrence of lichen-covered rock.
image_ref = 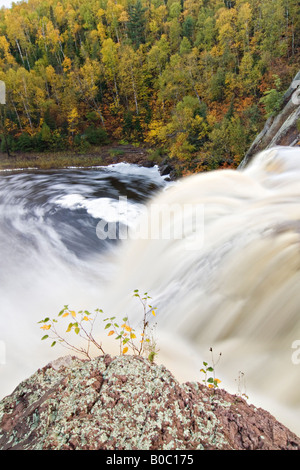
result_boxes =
[0,355,299,450]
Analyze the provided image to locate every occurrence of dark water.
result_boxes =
[0,163,165,261]
[0,163,166,399]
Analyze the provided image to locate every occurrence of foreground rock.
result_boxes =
[0,355,299,450]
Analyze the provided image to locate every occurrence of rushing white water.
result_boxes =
[102,146,300,435]
[0,163,166,397]
[1,148,300,436]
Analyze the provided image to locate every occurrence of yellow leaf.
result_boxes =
[40,324,51,330]
[215,379,221,384]
[108,330,114,336]
[152,310,156,316]
[208,384,214,388]
[122,324,132,332]
[70,311,76,318]
[123,346,128,354]
[130,333,136,339]
[62,312,69,318]
[83,316,89,321]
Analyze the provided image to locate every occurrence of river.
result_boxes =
[1,147,300,436]
[0,163,166,392]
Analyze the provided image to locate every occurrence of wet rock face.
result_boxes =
[0,355,299,450]
[240,70,300,168]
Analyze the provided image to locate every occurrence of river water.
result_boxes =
[1,148,300,436]
[0,163,166,392]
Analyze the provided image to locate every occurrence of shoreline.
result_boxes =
[0,143,177,180]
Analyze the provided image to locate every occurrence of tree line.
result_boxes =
[0,0,299,172]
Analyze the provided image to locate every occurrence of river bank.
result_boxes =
[0,143,177,180]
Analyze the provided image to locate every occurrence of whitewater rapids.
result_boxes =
[1,147,300,436]
[103,146,300,436]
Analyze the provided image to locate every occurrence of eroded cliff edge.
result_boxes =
[0,355,299,451]
[240,70,300,168]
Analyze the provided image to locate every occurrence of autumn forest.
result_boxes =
[0,0,299,173]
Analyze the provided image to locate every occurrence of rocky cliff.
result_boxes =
[0,355,299,451]
[240,70,300,168]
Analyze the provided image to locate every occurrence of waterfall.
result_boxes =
[102,146,300,435]
[1,148,300,435]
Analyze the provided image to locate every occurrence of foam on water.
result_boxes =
[1,150,300,436]
[101,147,300,435]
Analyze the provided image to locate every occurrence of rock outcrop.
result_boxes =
[240,70,300,168]
[0,355,299,451]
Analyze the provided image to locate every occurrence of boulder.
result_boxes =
[0,355,299,451]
